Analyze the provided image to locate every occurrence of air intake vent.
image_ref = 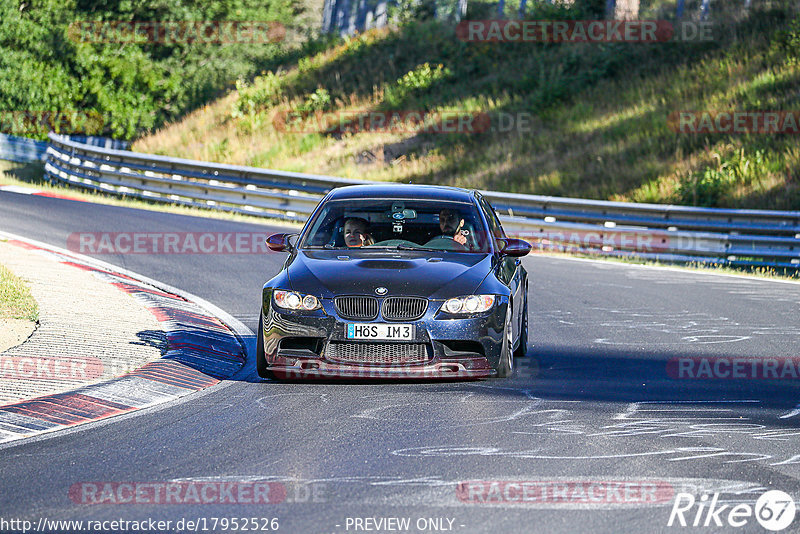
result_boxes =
[334,296,379,320]
[324,342,429,366]
[381,297,428,321]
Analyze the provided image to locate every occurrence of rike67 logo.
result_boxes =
[668,490,796,531]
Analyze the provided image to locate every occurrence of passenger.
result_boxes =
[343,217,374,248]
[438,208,468,246]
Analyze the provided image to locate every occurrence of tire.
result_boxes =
[256,312,274,379]
[514,291,528,358]
[495,305,515,378]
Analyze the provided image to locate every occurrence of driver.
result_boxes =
[439,208,468,246]
[343,217,374,248]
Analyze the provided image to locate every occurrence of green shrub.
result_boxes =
[301,88,332,112]
[0,0,301,140]
[678,167,730,206]
[233,72,284,117]
[384,62,452,107]
[770,15,800,64]
[389,0,438,25]
[677,149,772,206]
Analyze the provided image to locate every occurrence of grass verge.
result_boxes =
[0,261,38,323]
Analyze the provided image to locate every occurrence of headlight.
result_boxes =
[274,290,321,311]
[441,295,495,314]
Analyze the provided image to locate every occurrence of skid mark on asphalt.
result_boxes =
[338,398,800,467]
[390,445,779,464]
[510,413,583,436]
[349,384,561,428]
[548,306,800,345]
[346,392,800,445]
[599,401,800,440]
[781,403,800,419]
[622,270,800,304]
[595,335,751,345]
[614,400,761,420]
[250,386,800,467]
[255,393,330,415]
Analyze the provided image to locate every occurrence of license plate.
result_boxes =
[346,323,414,340]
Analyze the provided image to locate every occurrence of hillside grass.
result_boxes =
[135,1,800,209]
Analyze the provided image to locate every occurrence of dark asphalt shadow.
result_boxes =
[521,343,800,411]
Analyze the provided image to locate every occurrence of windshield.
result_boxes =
[300,198,491,253]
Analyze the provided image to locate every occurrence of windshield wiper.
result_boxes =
[394,244,441,252]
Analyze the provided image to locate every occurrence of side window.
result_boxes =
[479,197,506,240]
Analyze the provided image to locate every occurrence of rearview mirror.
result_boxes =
[266,233,297,252]
[499,238,531,257]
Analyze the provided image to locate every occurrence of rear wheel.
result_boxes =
[256,312,274,379]
[495,305,515,378]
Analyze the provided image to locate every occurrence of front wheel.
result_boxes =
[514,293,528,358]
[256,312,274,379]
[495,306,514,378]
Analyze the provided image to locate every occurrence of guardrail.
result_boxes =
[44,133,800,268]
[0,133,47,163]
[0,133,130,164]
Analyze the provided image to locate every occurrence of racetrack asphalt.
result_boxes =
[1,190,799,534]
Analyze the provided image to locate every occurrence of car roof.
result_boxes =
[325,184,476,203]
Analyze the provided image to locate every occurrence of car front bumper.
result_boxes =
[261,291,508,380]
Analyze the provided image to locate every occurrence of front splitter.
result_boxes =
[267,360,493,380]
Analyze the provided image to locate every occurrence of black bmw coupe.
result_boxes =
[257,184,531,380]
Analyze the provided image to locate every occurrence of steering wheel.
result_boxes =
[423,235,469,251]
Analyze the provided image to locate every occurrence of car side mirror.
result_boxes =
[499,238,531,257]
[266,233,297,252]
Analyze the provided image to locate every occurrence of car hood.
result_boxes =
[286,250,493,299]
